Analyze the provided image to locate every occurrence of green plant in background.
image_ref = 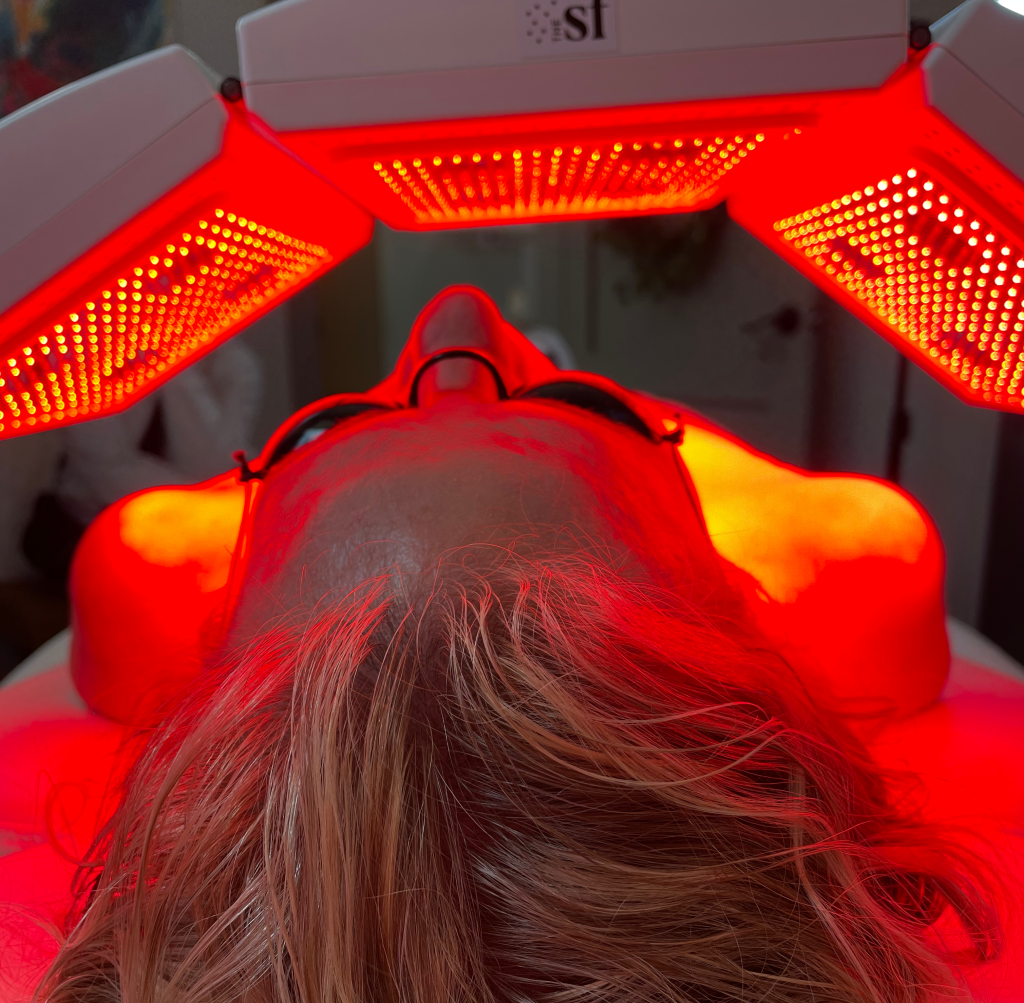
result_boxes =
[595,203,729,302]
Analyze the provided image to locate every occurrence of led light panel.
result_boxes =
[0,48,373,440]
[239,0,904,231]
[283,103,814,230]
[374,133,767,225]
[731,38,1024,412]
[347,128,772,227]
[777,168,1024,404]
[1,210,328,435]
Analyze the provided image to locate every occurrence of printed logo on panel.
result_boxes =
[518,0,618,58]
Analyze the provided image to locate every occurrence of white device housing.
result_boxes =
[927,0,1024,185]
[238,0,910,133]
[0,46,226,317]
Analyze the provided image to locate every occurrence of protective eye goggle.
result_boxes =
[237,336,684,483]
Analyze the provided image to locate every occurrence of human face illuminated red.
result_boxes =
[227,288,724,642]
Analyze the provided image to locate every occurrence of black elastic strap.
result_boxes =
[233,450,263,483]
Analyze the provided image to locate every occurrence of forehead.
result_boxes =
[228,397,715,638]
[276,397,646,489]
[254,398,663,556]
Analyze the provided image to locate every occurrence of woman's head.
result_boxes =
[224,288,726,650]
[42,289,998,1001]
[43,556,995,1003]
[229,396,724,642]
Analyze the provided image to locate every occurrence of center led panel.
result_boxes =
[779,169,1024,405]
[278,99,811,232]
[0,209,327,436]
[365,131,768,226]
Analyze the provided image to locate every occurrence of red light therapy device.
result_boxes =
[238,0,908,229]
[730,0,1024,411]
[9,0,1024,420]
[0,46,374,441]
[282,105,801,230]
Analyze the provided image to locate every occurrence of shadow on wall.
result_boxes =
[982,414,1024,664]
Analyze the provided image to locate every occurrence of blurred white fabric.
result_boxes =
[57,339,262,523]
[945,616,1024,680]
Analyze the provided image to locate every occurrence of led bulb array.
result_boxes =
[0,209,328,435]
[778,169,1024,407]
[371,132,768,225]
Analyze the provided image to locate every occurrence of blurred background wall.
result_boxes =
[1,0,1019,675]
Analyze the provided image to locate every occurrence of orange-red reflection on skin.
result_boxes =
[70,414,951,732]
[681,422,949,730]
[681,425,928,603]
[119,481,246,593]
[71,473,246,724]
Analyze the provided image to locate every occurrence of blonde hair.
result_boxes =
[40,558,998,1002]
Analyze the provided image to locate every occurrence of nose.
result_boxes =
[417,356,501,407]
[413,290,504,407]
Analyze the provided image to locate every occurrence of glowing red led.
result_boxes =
[730,64,1024,411]
[0,108,373,440]
[278,99,817,231]
[778,168,1024,405]
[0,210,328,436]
[358,132,767,227]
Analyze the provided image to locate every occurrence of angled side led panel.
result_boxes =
[0,46,373,440]
[238,0,909,229]
[730,0,1024,411]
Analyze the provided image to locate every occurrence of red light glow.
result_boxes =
[0,211,328,437]
[363,132,767,227]
[730,64,1024,411]
[0,106,373,440]
[680,421,948,729]
[279,100,820,230]
[71,473,247,725]
[778,168,1024,406]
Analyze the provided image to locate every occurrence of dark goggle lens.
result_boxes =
[267,403,388,467]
